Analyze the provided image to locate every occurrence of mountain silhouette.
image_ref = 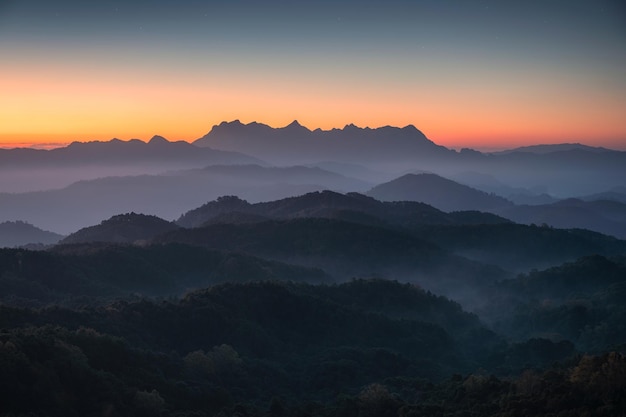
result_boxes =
[194,120,451,166]
[0,165,368,234]
[176,190,510,229]
[3,121,625,198]
[367,173,513,212]
[60,213,180,244]
[494,198,626,239]
[494,143,613,154]
[0,136,261,169]
[0,136,263,193]
[0,221,64,248]
[193,120,626,197]
[578,186,626,204]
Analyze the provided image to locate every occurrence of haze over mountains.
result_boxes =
[1,120,626,239]
[2,120,626,416]
[194,120,626,197]
[0,135,260,193]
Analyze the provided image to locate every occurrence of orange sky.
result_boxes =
[2,63,624,151]
[1,1,625,151]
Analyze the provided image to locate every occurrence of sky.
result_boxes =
[1,0,625,151]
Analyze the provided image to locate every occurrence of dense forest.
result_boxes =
[1,192,626,416]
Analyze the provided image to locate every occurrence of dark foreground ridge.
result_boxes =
[1,278,625,416]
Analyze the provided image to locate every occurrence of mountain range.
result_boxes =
[3,168,626,241]
[0,165,368,234]
[2,119,625,240]
[1,121,625,416]
[51,191,626,305]
[2,120,625,198]
[193,120,626,197]
[194,120,451,167]
[0,135,261,193]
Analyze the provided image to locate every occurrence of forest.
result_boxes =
[1,190,626,416]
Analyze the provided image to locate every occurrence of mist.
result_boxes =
[1,122,626,416]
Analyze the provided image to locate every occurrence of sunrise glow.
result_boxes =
[1,1,625,150]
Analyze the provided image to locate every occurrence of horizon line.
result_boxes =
[1,118,625,152]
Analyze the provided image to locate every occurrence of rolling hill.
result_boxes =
[367,173,513,212]
[0,166,368,235]
[0,221,64,248]
[494,198,626,239]
[60,213,180,244]
[0,135,262,193]
[176,190,510,229]
[156,217,507,303]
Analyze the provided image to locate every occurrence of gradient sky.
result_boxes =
[1,0,625,150]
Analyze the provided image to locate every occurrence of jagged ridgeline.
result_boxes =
[2,124,626,236]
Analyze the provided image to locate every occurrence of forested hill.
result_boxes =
[176,190,510,228]
[1,279,624,416]
[0,244,329,306]
[60,212,180,244]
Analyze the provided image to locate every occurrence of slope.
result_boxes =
[0,221,64,248]
[367,173,513,212]
[60,213,180,244]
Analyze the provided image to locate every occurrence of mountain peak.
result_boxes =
[287,120,302,127]
[282,120,310,133]
[367,173,513,212]
[148,135,169,145]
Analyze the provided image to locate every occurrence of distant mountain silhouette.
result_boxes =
[60,213,180,244]
[0,136,260,169]
[3,121,625,199]
[0,221,64,248]
[494,143,613,154]
[448,171,558,205]
[494,198,626,239]
[188,164,370,191]
[578,186,626,204]
[0,136,262,193]
[478,148,626,196]
[192,120,626,197]
[194,120,452,166]
[367,173,513,212]
[176,190,510,229]
[0,165,368,235]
